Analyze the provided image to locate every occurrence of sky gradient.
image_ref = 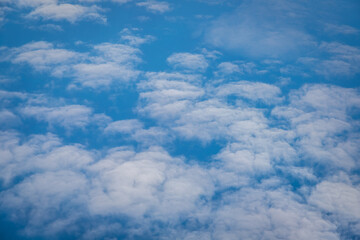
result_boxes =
[0,0,360,239]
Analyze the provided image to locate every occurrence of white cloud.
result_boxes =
[21,105,93,129]
[31,23,63,31]
[0,170,88,236]
[137,77,204,121]
[72,62,139,88]
[93,42,142,64]
[297,42,360,77]
[71,43,142,88]
[105,119,143,134]
[136,1,171,14]
[16,0,57,8]
[144,71,202,83]
[0,133,215,237]
[137,73,284,144]
[105,119,171,145]
[272,84,360,171]
[0,89,28,100]
[215,146,272,174]
[309,181,360,220]
[215,81,282,104]
[211,188,339,240]
[0,109,21,127]
[325,23,359,35]
[216,62,242,75]
[10,41,80,71]
[2,41,143,88]
[87,146,213,219]
[204,0,315,58]
[317,42,360,77]
[0,132,85,185]
[0,6,12,27]
[167,53,209,72]
[120,32,155,46]
[215,61,263,76]
[27,3,106,23]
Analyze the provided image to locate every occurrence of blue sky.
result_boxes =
[0,0,360,239]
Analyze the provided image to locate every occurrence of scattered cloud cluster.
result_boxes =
[1,32,148,88]
[1,0,360,239]
[13,0,106,23]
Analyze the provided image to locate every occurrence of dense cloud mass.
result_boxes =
[0,0,359,239]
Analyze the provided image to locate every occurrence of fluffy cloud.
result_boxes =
[9,0,106,23]
[5,41,80,71]
[1,0,360,239]
[26,3,105,23]
[0,89,111,132]
[272,84,360,171]
[211,188,339,240]
[0,132,214,238]
[1,82,359,238]
[21,105,94,129]
[105,119,170,145]
[309,181,360,220]
[1,39,143,88]
[120,28,155,46]
[215,81,282,104]
[167,53,209,72]
[309,180,360,237]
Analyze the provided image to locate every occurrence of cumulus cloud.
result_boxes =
[2,0,360,239]
[215,61,266,76]
[137,73,284,143]
[272,84,360,171]
[216,62,242,75]
[120,28,155,46]
[309,181,360,220]
[105,119,171,145]
[215,81,282,104]
[0,133,214,238]
[211,188,339,240]
[21,105,94,129]
[8,0,106,23]
[0,89,111,132]
[1,82,359,239]
[0,129,345,239]
[105,119,144,134]
[1,39,144,88]
[167,53,209,72]
[7,41,80,71]
[26,3,106,23]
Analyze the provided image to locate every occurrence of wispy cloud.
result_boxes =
[136,1,171,14]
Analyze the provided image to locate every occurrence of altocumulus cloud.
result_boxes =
[0,0,360,239]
